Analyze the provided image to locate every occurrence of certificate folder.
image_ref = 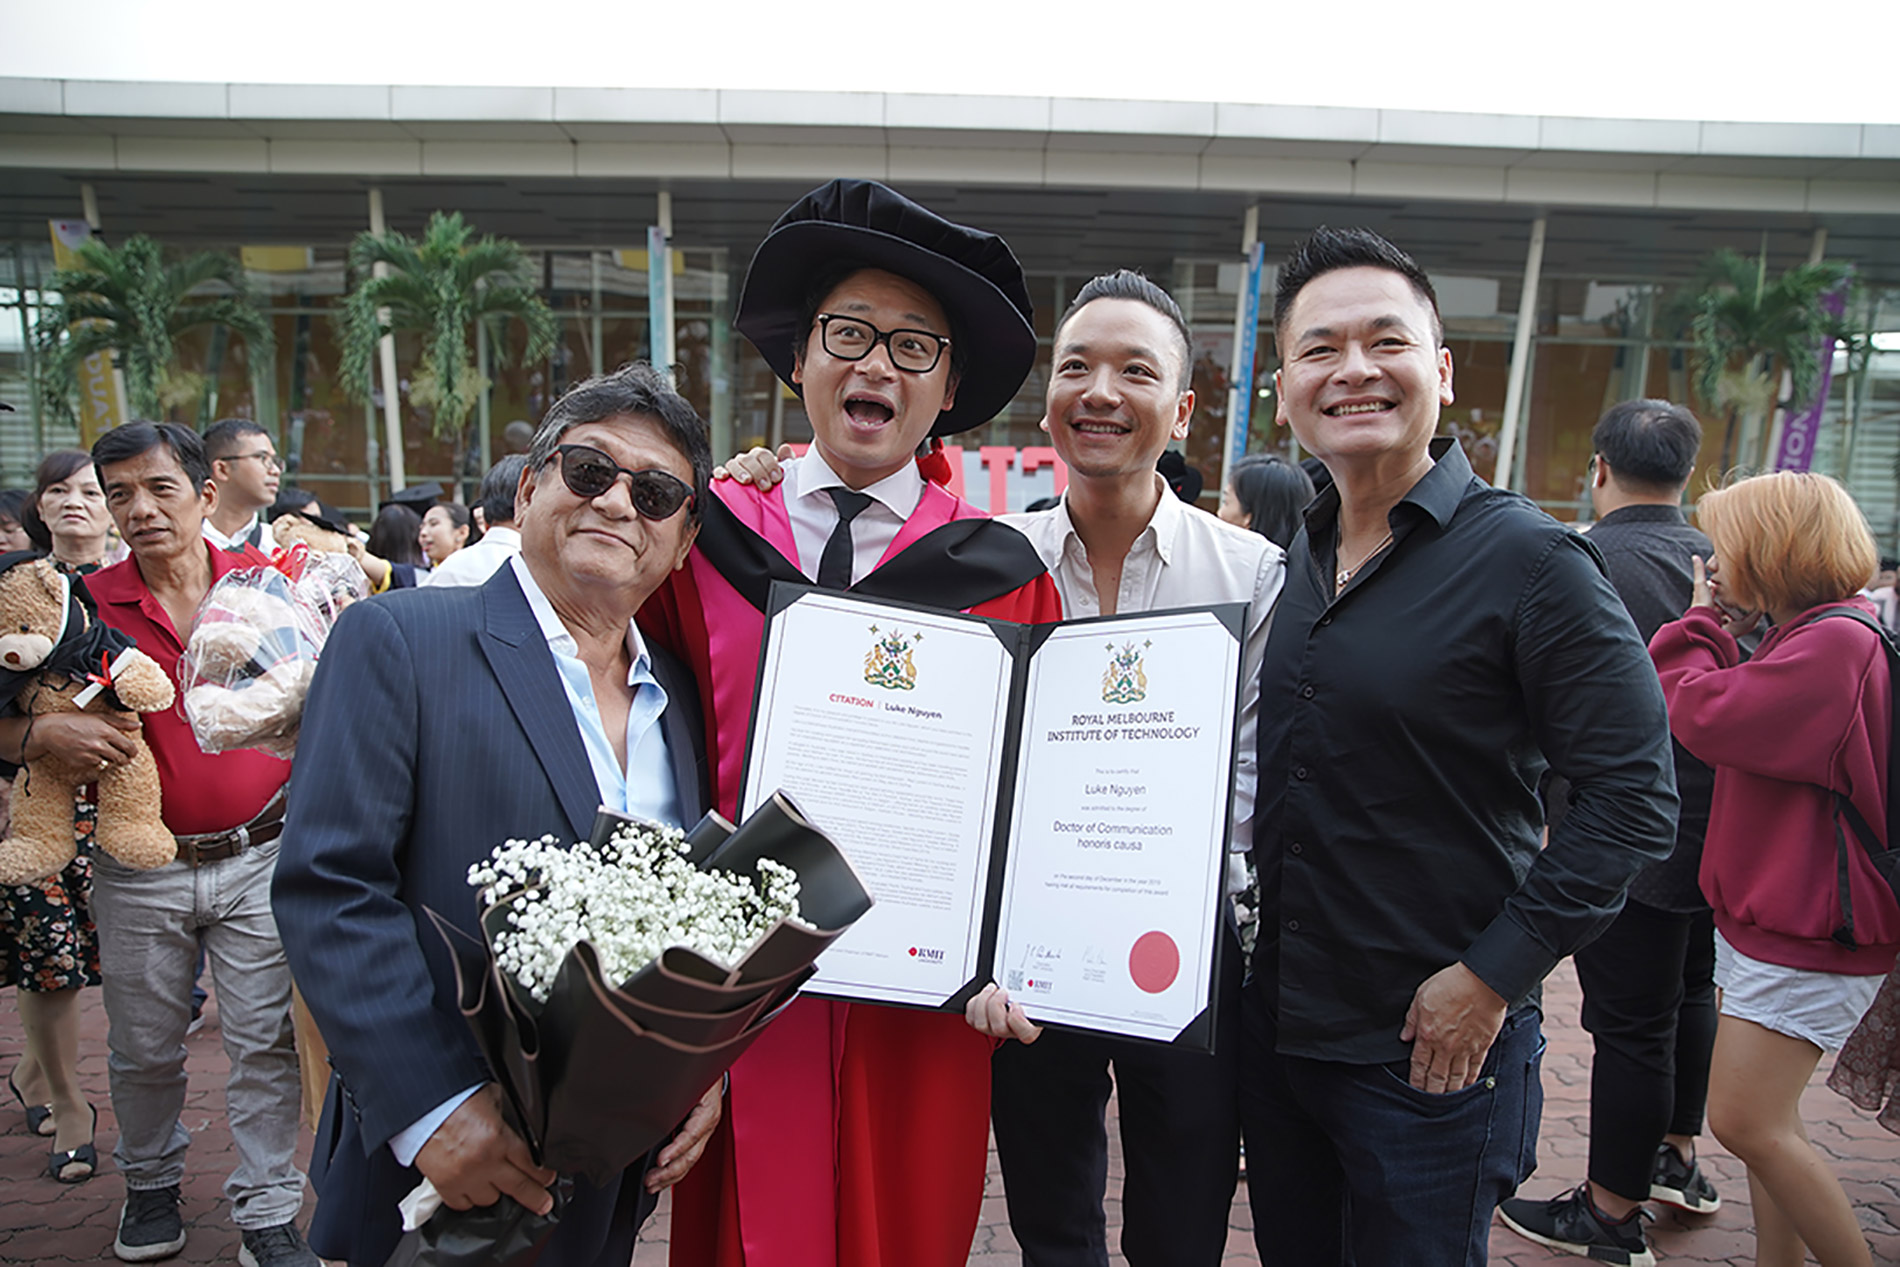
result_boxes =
[738,582,1245,1050]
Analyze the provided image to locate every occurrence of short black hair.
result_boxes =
[201,418,269,462]
[1274,226,1444,348]
[1592,399,1702,490]
[794,261,972,383]
[93,422,213,492]
[1227,454,1316,549]
[479,455,530,527]
[527,362,713,523]
[1056,270,1194,392]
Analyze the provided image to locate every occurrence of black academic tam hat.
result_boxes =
[735,179,1036,437]
[381,481,443,512]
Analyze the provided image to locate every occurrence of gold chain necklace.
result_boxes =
[1335,530,1394,592]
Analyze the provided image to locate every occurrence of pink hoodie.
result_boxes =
[1651,599,1900,975]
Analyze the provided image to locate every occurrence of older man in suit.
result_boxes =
[274,363,720,1267]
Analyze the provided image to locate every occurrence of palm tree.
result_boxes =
[1673,248,1856,469]
[33,234,272,425]
[336,211,557,495]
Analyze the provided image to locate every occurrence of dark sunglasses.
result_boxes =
[549,445,695,520]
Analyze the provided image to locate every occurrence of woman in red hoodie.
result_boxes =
[1651,470,1900,1267]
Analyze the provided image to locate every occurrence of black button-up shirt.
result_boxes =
[1254,439,1677,1063]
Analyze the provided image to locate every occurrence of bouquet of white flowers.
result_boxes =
[390,790,871,1267]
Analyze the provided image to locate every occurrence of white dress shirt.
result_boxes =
[202,514,265,553]
[784,450,925,586]
[390,552,682,1165]
[421,526,521,588]
[1001,475,1284,855]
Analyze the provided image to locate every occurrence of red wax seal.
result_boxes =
[1128,931,1180,994]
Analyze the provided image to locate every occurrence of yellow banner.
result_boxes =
[613,248,686,275]
[49,219,126,444]
[240,245,315,273]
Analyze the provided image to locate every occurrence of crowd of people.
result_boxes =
[3,178,1898,1267]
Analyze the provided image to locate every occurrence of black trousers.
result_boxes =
[1573,899,1717,1201]
[989,926,1242,1267]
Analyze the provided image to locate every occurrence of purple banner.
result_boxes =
[1773,286,1848,473]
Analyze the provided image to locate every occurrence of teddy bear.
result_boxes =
[181,569,314,758]
[270,510,352,558]
[0,557,177,884]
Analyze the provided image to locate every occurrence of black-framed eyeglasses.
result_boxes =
[227,450,283,473]
[816,314,951,374]
[549,445,695,520]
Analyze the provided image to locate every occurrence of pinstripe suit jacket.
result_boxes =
[273,563,707,1267]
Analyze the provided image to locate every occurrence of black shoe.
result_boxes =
[46,1103,97,1183]
[237,1222,321,1267]
[7,1070,54,1137]
[1649,1142,1722,1213]
[1498,1185,1655,1266]
[114,1185,186,1262]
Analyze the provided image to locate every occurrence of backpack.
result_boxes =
[1799,605,1900,950]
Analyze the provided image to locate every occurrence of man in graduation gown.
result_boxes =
[639,178,1061,1267]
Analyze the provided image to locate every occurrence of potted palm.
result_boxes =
[336,212,557,500]
[1673,248,1856,470]
[33,234,271,427]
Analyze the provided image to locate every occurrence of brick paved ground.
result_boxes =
[4,961,1895,1264]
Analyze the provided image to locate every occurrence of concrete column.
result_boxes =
[368,188,406,491]
[1220,204,1261,494]
[1494,215,1548,492]
[649,191,676,379]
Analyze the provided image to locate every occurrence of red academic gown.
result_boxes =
[640,464,1061,1267]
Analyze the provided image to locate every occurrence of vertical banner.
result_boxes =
[48,219,127,444]
[647,225,674,382]
[1221,242,1266,472]
[1771,285,1848,473]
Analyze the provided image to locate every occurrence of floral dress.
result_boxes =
[0,558,103,992]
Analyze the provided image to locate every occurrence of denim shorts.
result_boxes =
[1714,931,1884,1051]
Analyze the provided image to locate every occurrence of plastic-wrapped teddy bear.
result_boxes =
[0,555,176,883]
[180,543,365,759]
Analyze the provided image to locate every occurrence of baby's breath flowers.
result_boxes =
[468,821,803,1004]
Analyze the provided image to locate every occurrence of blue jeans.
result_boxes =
[1238,975,1544,1266]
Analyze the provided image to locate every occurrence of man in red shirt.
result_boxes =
[1,423,312,1266]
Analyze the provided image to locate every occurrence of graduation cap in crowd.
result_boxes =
[381,481,444,513]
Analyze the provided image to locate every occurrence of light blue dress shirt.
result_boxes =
[390,554,683,1166]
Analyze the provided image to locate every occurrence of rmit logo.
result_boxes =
[908,946,946,963]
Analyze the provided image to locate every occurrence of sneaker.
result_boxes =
[114,1186,186,1262]
[1498,1185,1655,1266]
[237,1222,321,1267]
[1650,1141,1722,1213]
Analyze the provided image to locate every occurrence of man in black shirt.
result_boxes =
[1500,399,1721,1264]
[1241,228,1677,1266]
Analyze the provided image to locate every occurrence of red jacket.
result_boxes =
[1651,599,1900,974]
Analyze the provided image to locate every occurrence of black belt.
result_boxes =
[174,789,287,868]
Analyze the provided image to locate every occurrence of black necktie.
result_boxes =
[817,488,874,589]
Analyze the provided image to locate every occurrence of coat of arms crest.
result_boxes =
[862,624,920,692]
[1101,640,1150,704]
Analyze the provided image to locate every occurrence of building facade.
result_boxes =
[3,80,1898,532]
